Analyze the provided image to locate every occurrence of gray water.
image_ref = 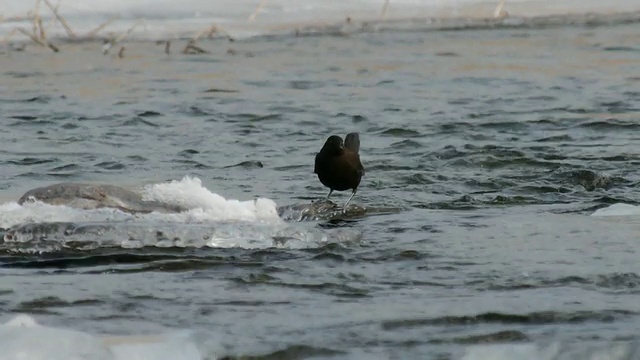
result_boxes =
[2,15,640,359]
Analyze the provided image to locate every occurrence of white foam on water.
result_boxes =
[0,176,282,230]
[590,203,640,217]
[0,314,204,360]
[140,176,282,224]
[0,201,133,230]
[0,176,361,250]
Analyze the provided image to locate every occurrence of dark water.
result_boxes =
[1,15,640,359]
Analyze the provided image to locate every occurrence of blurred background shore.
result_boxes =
[2,0,640,48]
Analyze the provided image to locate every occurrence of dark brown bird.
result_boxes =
[314,132,365,210]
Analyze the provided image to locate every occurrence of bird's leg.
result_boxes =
[326,189,333,200]
[343,189,357,211]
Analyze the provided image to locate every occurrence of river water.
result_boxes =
[1,12,640,360]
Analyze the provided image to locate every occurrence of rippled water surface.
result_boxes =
[2,16,640,359]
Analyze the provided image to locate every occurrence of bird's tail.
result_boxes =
[345,132,360,153]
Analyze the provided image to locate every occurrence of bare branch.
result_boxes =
[248,0,267,21]
[85,18,117,38]
[381,0,390,19]
[16,27,59,52]
[32,0,42,36]
[103,20,143,54]
[182,40,209,54]
[43,0,76,38]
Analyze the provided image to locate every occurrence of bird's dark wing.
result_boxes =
[347,153,365,177]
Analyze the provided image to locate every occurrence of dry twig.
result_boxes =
[200,24,233,41]
[6,0,238,57]
[4,0,60,53]
[16,27,58,52]
[102,20,144,54]
[32,0,41,39]
[43,0,76,38]
[494,0,508,18]
[86,18,117,38]
[181,23,234,54]
[381,0,390,19]
[182,40,209,54]
[248,0,267,21]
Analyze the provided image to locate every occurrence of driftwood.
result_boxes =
[1,0,512,57]
[102,20,144,55]
[4,1,236,56]
[493,0,509,18]
[381,0,390,19]
[2,0,124,53]
[43,0,75,38]
[248,0,267,21]
[15,27,58,52]
[1,0,259,56]
[181,24,233,54]
[4,0,60,52]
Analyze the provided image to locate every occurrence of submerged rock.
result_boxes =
[15,182,394,222]
[18,183,188,214]
[277,199,368,221]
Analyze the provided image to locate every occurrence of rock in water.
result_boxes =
[17,183,187,214]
